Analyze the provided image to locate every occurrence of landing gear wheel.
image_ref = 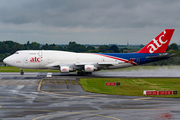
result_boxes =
[20,71,24,75]
[77,72,83,76]
[85,72,92,76]
[20,68,24,75]
[77,72,92,76]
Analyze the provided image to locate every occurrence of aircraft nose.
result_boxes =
[3,57,12,66]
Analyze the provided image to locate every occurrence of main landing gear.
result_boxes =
[20,68,24,75]
[77,72,92,76]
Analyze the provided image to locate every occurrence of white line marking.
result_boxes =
[47,73,52,77]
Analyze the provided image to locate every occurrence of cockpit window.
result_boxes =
[14,52,19,54]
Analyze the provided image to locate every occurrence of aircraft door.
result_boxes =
[38,50,42,57]
[76,58,80,63]
[25,57,28,64]
[23,57,29,68]
[38,50,43,67]
[29,51,43,68]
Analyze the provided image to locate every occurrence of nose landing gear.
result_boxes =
[20,68,24,75]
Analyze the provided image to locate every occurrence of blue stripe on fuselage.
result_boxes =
[96,53,170,65]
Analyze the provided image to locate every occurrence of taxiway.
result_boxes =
[0,72,179,120]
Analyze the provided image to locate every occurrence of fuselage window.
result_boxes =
[30,53,36,55]
[14,52,19,54]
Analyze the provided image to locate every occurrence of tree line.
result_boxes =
[0,41,121,62]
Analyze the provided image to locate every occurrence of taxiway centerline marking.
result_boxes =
[41,89,70,90]
[133,97,152,100]
[50,92,79,93]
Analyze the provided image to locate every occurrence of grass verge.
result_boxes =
[79,78,180,98]
[1,65,180,72]
[0,66,60,72]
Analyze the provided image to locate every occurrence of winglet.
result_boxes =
[136,29,175,53]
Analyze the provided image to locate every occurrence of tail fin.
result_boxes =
[137,29,175,53]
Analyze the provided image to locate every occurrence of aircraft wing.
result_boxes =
[45,62,60,67]
[97,61,124,65]
[45,61,124,69]
[75,62,123,66]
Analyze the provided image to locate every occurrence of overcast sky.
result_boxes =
[0,0,180,45]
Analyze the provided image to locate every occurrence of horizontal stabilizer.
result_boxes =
[146,53,175,59]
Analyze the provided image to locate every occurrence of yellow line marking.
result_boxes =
[37,79,43,92]
[80,95,107,98]
[86,113,120,120]
[32,112,121,120]
[41,89,70,90]
[37,81,107,98]
[37,79,78,97]
[50,92,79,93]
[133,97,152,100]
[82,95,107,97]
[37,79,180,102]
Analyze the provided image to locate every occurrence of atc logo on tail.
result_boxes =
[137,29,175,53]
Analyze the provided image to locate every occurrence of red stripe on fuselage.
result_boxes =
[89,53,137,65]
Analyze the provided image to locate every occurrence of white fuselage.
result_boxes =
[3,29,175,74]
[3,50,133,72]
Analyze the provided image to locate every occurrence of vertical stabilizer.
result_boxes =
[137,29,175,53]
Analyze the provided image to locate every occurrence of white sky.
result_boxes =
[0,0,180,45]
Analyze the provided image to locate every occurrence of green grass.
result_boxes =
[0,66,60,72]
[1,66,180,98]
[79,78,180,98]
[1,65,180,72]
[102,65,180,72]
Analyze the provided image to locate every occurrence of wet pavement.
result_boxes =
[0,72,179,120]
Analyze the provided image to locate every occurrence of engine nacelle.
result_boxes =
[84,65,96,72]
[60,66,70,73]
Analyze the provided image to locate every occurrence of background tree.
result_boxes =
[53,45,64,51]
[29,42,40,50]
[109,45,120,53]
[168,43,179,51]
[10,43,24,54]
[98,45,109,53]
[41,43,49,50]
[67,42,87,52]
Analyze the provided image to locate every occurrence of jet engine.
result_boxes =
[60,66,70,73]
[84,65,97,72]
[60,66,75,73]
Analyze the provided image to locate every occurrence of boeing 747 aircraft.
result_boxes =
[3,29,175,75]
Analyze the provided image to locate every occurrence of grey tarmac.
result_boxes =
[0,72,179,120]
